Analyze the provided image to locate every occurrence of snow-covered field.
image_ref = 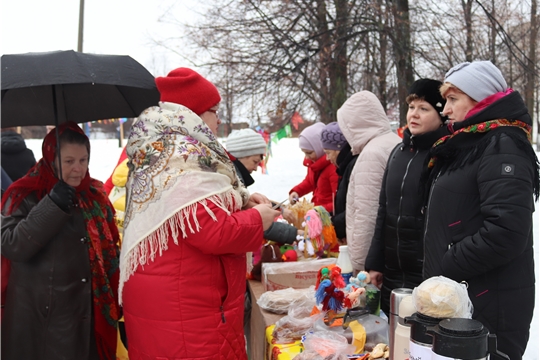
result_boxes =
[26,137,539,358]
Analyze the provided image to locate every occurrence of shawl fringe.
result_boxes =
[119,190,238,303]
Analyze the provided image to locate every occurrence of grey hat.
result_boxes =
[226,128,267,158]
[444,61,507,102]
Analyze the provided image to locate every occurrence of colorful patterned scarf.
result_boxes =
[119,102,250,302]
[428,119,532,169]
[1,122,120,360]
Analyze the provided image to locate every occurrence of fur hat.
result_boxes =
[226,129,267,158]
[320,122,347,150]
[298,122,325,159]
[444,61,507,102]
[408,79,446,122]
[155,67,221,115]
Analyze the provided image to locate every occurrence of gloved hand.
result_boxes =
[48,181,76,212]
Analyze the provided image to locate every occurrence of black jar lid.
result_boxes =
[439,318,484,337]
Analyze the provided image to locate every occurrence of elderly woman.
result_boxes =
[2,122,120,360]
[422,61,539,359]
[365,79,448,315]
[119,67,279,360]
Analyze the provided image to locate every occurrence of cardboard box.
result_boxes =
[262,258,336,291]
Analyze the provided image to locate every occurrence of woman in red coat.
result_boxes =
[119,68,279,360]
[288,122,339,213]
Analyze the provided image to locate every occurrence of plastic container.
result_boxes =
[365,284,381,316]
[428,318,510,360]
[336,245,353,285]
[405,312,442,360]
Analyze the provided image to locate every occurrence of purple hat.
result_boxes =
[298,122,325,159]
[321,122,347,151]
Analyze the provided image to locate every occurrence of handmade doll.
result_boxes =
[315,264,346,311]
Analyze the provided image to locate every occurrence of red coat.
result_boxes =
[290,156,339,213]
[122,202,263,360]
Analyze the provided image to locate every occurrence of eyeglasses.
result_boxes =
[207,109,219,117]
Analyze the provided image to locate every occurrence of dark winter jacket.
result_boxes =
[232,158,295,245]
[1,131,36,181]
[331,143,358,240]
[422,91,538,360]
[1,194,100,360]
[365,126,449,314]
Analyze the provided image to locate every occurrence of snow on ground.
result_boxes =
[25,137,539,358]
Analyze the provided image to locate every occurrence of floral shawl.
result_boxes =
[119,102,250,301]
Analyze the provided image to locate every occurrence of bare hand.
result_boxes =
[289,192,299,205]
[369,270,383,289]
[254,204,281,231]
[281,208,296,224]
[244,192,271,209]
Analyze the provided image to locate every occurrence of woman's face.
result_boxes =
[323,149,340,166]
[199,105,222,135]
[442,88,477,123]
[239,154,263,173]
[55,143,89,187]
[406,99,442,135]
[301,149,318,162]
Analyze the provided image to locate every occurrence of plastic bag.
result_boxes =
[412,276,473,318]
[272,305,322,343]
[294,331,356,359]
[258,286,316,314]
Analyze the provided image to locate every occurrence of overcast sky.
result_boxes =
[1,0,200,76]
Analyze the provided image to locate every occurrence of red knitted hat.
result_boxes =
[155,67,221,115]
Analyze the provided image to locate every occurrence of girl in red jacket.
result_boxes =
[288,122,339,214]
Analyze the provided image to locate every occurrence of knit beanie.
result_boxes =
[298,122,325,159]
[155,67,221,115]
[320,122,347,150]
[444,61,507,102]
[408,79,446,122]
[226,129,267,158]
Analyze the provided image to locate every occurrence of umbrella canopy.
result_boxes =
[1,50,160,127]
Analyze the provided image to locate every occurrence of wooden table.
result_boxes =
[247,280,286,360]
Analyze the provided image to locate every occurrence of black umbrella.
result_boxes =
[1,50,160,127]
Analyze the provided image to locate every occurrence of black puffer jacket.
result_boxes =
[1,131,36,181]
[365,126,449,314]
[331,143,358,240]
[423,91,539,360]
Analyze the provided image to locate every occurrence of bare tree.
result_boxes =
[388,0,414,125]
[155,0,537,133]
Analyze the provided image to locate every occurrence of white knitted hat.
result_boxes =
[444,61,507,102]
[226,129,267,158]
